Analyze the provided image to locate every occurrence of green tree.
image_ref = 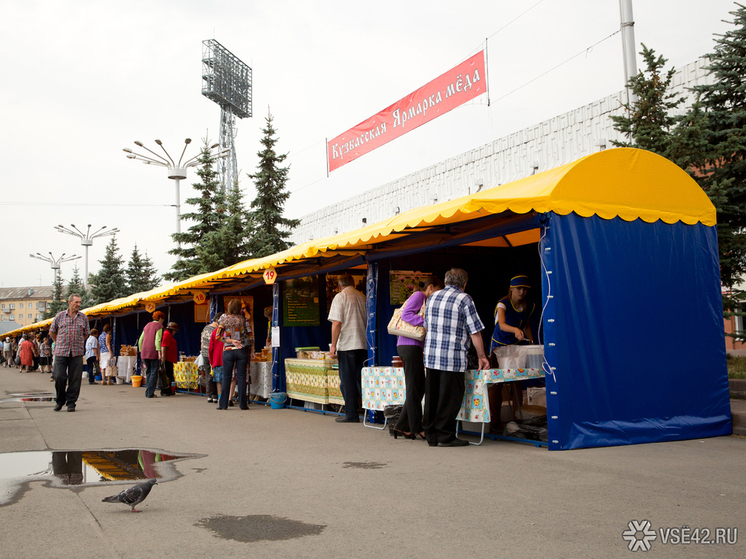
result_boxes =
[88,235,128,305]
[196,179,254,271]
[44,272,66,319]
[126,244,160,293]
[671,4,746,296]
[246,113,300,258]
[65,266,90,308]
[610,44,686,155]
[165,139,226,281]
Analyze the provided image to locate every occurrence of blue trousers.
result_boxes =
[337,349,366,420]
[220,348,249,409]
[53,355,84,408]
[144,358,160,398]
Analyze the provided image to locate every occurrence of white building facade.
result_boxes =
[292,58,712,244]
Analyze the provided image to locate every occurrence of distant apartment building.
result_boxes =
[0,286,53,328]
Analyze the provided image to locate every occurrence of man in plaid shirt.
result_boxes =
[423,268,489,447]
[49,293,90,412]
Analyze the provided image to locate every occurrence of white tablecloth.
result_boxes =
[115,355,137,383]
[250,361,273,399]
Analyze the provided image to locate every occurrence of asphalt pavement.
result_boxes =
[0,367,744,559]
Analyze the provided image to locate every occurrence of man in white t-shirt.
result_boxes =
[328,274,367,423]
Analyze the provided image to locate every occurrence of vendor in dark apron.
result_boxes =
[488,275,535,432]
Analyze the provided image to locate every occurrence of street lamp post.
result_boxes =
[29,252,81,285]
[53,224,120,290]
[122,139,230,236]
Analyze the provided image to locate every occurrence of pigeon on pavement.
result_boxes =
[102,478,158,512]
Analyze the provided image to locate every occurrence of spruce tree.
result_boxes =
[65,266,89,308]
[246,113,300,258]
[164,139,226,281]
[610,44,686,155]
[126,244,160,293]
[44,272,66,319]
[673,4,746,297]
[88,236,128,305]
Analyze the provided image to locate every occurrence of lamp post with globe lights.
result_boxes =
[53,224,120,290]
[122,138,230,236]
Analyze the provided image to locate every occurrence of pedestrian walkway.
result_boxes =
[0,369,744,558]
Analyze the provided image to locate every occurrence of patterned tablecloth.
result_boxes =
[361,367,544,423]
[284,358,342,405]
[115,356,137,383]
[174,361,199,390]
[249,360,273,399]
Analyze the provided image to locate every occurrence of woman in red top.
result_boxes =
[208,315,226,401]
[160,322,179,396]
[19,335,34,373]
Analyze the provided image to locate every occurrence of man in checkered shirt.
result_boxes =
[423,268,489,447]
[49,293,90,412]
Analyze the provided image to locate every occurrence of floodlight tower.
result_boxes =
[54,224,120,290]
[201,39,252,192]
[29,252,81,285]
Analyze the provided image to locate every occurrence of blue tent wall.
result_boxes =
[542,212,732,450]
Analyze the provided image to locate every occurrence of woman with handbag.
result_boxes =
[393,275,443,440]
[216,299,254,411]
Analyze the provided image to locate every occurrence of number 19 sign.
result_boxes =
[263,267,277,285]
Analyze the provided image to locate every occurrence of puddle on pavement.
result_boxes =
[197,515,325,542]
[0,448,204,506]
[0,392,55,404]
[342,461,387,470]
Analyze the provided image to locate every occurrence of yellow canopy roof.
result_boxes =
[6,148,711,335]
[310,148,714,253]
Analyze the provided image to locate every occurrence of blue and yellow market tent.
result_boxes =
[10,148,730,450]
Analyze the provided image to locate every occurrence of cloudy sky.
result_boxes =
[0,0,738,288]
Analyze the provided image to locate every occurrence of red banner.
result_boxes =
[327,51,486,172]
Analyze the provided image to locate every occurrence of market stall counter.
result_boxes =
[284,353,342,406]
[361,366,546,444]
[174,357,199,391]
[250,359,273,400]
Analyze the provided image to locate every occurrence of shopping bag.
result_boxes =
[107,357,119,377]
[387,297,426,341]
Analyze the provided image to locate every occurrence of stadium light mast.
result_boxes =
[201,39,252,192]
[54,224,120,290]
[29,252,81,285]
[122,138,229,236]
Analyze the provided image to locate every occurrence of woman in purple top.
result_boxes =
[393,275,443,439]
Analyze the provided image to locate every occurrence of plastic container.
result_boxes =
[494,346,527,369]
[523,345,544,369]
[131,375,143,387]
[270,392,286,409]
[115,377,124,385]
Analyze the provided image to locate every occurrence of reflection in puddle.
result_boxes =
[0,392,55,404]
[0,448,204,506]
